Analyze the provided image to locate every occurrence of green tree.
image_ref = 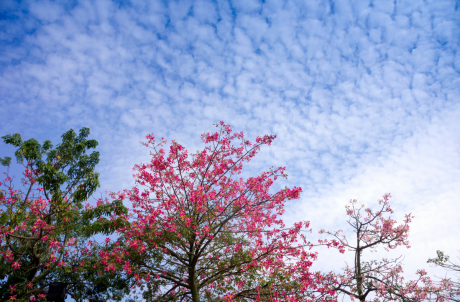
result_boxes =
[0,128,129,301]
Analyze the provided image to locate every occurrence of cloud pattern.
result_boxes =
[1,0,459,287]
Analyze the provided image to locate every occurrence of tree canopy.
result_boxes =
[100,122,336,301]
[0,128,129,301]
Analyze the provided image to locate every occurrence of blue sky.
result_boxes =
[1,0,459,291]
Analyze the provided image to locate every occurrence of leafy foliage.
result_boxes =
[0,128,129,301]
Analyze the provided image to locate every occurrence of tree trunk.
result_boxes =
[189,268,200,302]
[189,238,200,302]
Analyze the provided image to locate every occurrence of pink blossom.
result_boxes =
[11,261,20,270]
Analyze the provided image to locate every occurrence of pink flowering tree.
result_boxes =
[0,128,129,302]
[105,122,337,302]
[318,194,452,302]
[428,251,460,302]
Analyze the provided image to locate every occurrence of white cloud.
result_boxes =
[285,102,460,280]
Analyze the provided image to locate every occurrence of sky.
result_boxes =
[1,0,459,296]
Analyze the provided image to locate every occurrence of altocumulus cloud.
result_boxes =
[1,0,459,288]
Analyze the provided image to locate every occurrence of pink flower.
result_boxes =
[12,261,20,270]
[9,285,16,294]
[123,261,132,274]
[8,295,17,302]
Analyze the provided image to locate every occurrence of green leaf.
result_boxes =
[1,133,22,147]
[0,156,11,167]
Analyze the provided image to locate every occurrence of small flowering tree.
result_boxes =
[428,251,460,302]
[319,194,452,302]
[106,122,337,302]
[0,128,129,301]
